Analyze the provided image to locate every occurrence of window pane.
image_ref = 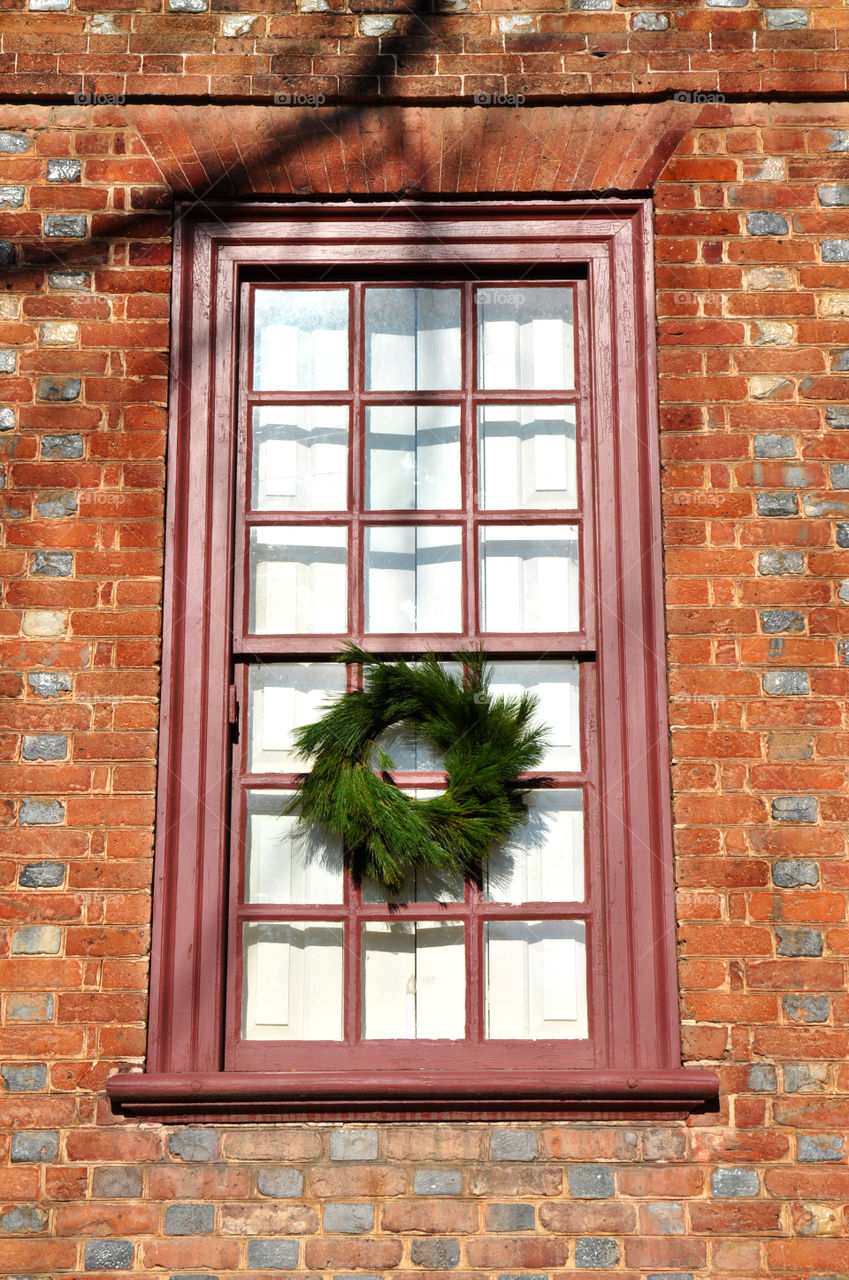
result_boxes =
[243,922,344,1040]
[245,791,344,904]
[366,405,461,510]
[253,289,348,390]
[252,406,348,511]
[364,526,462,633]
[479,525,579,632]
[485,920,587,1039]
[485,791,584,903]
[365,288,461,390]
[477,286,574,390]
[362,921,465,1039]
[250,527,347,634]
[478,405,577,509]
[488,661,580,771]
[248,663,347,772]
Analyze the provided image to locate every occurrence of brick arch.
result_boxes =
[128,102,693,198]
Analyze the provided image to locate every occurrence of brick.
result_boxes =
[168,1129,219,1162]
[777,926,823,956]
[11,1131,59,1162]
[329,1129,378,1161]
[324,1203,374,1233]
[415,1169,462,1195]
[746,1064,777,1091]
[1,1064,47,1092]
[711,1168,760,1197]
[256,1167,304,1197]
[575,1237,620,1268]
[762,670,809,695]
[759,550,804,575]
[491,1131,537,1161]
[37,378,81,402]
[773,859,819,887]
[84,1240,134,1270]
[772,796,818,823]
[7,994,54,1021]
[754,433,796,458]
[246,1239,299,1269]
[92,1166,144,1198]
[567,1166,614,1198]
[486,1204,534,1231]
[819,185,849,206]
[19,861,65,887]
[164,1203,214,1235]
[410,1238,460,1269]
[757,492,797,517]
[11,926,61,954]
[798,1135,846,1161]
[748,211,789,236]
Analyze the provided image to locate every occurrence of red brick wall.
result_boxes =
[2,24,849,1278]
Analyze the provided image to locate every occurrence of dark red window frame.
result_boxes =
[108,200,718,1121]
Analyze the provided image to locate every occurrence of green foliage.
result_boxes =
[287,646,549,890]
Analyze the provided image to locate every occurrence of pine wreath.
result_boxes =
[287,646,549,891]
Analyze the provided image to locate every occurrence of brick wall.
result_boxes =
[3,9,849,1274]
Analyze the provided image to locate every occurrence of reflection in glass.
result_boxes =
[245,791,344,904]
[479,525,579,632]
[366,405,461,510]
[364,526,462,633]
[242,921,344,1040]
[362,921,465,1038]
[251,406,348,511]
[253,289,348,391]
[250,527,347,634]
[485,791,584,903]
[478,405,577,509]
[477,286,574,390]
[247,663,347,772]
[485,920,587,1039]
[489,661,580,771]
[365,288,461,390]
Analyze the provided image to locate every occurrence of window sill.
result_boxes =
[107,1066,719,1122]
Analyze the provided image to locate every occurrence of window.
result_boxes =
[109,202,718,1119]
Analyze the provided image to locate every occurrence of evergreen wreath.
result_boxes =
[287,646,549,891]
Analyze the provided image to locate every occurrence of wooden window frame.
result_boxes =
[108,199,718,1121]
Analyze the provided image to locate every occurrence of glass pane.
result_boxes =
[364,526,462,633]
[477,286,574,390]
[366,406,461,510]
[245,791,344,904]
[243,922,344,1040]
[488,661,580,771]
[479,525,579,632]
[248,663,347,772]
[250,527,347,634]
[253,289,348,391]
[485,791,584,903]
[362,790,463,904]
[365,288,461,390]
[478,405,577,509]
[485,920,587,1039]
[252,406,348,511]
[362,921,465,1038]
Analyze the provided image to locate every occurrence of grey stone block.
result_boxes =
[798,1135,845,1162]
[37,377,81,402]
[44,214,87,238]
[324,1203,374,1233]
[11,1131,59,1162]
[785,1063,828,1093]
[42,433,84,459]
[823,240,849,264]
[773,859,818,888]
[762,670,808,696]
[0,407,16,431]
[777,926,823,957]
[257,1167,304,1197]
[754,433,796,458]
[31,551,73,576]
[758,550,804,575]
[169,0,208,8]
[498,1275,549,1280]
[772,795,818,823]
[570,0,612,8]
[830,464,849,489]
[575,1237,620,1268]
[0,186,25,209]
[837,523,849,549]
[28,672,71,698]
[164,1203,214,1235]
[828,130,849,151]
[7,994,54,1021]
[1,1065,48,1092]
[36,493,77,517]
[0,350,16,373]
[632,11,668,27]
[0,242,15,266]
[746,1064,777,1092]
[0,1206,48,1231]
[12,926,61,954]
[711,1168,759,1197]
[491,1129,537,1161]
[93,1166,144,1197]
[170,1275,219,1280]
[247,1239,299,1269]
[414,1168,462,1195]
[646,1275,694,1280]
[832,349,849,371]
[0,132,31,153]
[48,270,90,290]
[22,734,68,761]
[760,609,804,633]
[84,1240,134,1270]
[329,1128,378,1161]
[19,861,65,887]
[757,492,797,517]
[766,7,807,25]
[819,185,849,206]
[46,159,82,183]
[168,1128,219,1161]
[486,1203,535,1231]
[747,211,789,236]
[784,994,829,1023]
[410,1238,460,1269]
[567,1166,615,1198]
